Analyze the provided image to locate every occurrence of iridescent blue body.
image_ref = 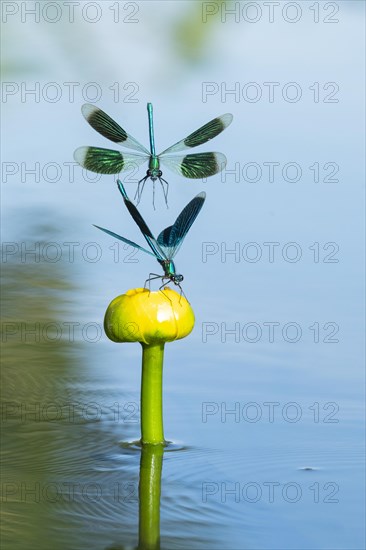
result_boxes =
[94,180,205,291]
[158,259,184,285]
[140,103,167,201]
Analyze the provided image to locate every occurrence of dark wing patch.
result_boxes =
[74,146,124,174]
[157,192,206,258]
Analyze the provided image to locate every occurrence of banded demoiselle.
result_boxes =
[94,179,205,291]
[74,103,232,206]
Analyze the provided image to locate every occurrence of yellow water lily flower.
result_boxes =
[104,287,194,345]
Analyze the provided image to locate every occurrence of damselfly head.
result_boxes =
[147,168,163,181]
[172,274,184,284]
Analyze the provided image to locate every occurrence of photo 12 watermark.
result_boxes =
[201,81,340,103]
[1,400,141,424]
[201,242,340,264]
[216,161,340,184]
[201,401,340,423]
[201,2,340,24]
[201,321,340,344]
[1,480,140,503]
[2,160,142,184]
[1,81,140,104]
[202,481,340,504]
[1,2,140,24]
[1,240,141,265]
[1,320,143,343]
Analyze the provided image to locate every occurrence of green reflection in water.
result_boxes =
[1,237,80,550]
[138,444,164,550]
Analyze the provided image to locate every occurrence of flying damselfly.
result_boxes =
[74,103,232,206]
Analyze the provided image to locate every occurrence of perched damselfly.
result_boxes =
[74,103,232,206]
[94,180,205,292]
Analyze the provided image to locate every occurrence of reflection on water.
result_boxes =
[1,229,87,550]
[0,229,234,550]
[138,444,164,550]
[1,227,365,549]
[1,232,77,550]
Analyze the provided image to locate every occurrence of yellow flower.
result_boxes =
[104,287,195,345]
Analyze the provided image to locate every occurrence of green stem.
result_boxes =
[138,444,164,549]
[140,343,165,445]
